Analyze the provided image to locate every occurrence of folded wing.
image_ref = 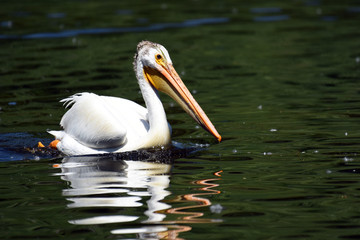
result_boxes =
[59,92,148,149]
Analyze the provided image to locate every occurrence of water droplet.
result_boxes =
[192,89,197,94]
[257,105,263,110]
[355,57,360,63]
[210,204,224,214]
[232,149,238,154]
[326,169,332,174]
[270,128,277,132]
[345,132,348,136]
[343,157,353,162]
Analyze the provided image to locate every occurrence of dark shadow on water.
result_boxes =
[0,131,207,162]
[0,132,61,161]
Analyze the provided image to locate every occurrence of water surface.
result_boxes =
[1,0,360,239]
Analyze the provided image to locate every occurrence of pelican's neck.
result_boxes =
[135,61,171,146]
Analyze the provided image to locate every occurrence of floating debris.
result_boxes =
[24,145,62,159]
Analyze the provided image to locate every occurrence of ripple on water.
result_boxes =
[0,17,229,39]
[253,15,290,22]
[250,7,282,14]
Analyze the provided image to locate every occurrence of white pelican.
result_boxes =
[48,41,221,155]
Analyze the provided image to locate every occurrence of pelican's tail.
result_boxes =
[48,130,65,140]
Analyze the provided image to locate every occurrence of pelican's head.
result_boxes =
[134,40,221,142]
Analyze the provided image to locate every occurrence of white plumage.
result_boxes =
[49,41,221,155]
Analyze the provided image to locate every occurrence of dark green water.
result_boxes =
[1,0,360,239]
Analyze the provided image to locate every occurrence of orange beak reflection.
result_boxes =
[144,62,221,142]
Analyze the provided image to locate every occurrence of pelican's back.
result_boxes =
[57,93,149,149]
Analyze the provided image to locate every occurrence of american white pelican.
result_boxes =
[48,41,221,155]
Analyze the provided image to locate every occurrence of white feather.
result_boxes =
[49,92,154,154]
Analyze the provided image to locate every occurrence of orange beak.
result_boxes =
[144,62,221,142]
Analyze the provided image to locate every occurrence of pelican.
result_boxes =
[48,41,221,155]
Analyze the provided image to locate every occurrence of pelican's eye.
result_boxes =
[155,53,165,66]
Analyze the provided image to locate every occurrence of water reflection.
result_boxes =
[164,172,222,224]
[53,152,222,239]
[0,17,228,39]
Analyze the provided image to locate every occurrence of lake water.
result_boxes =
[1,1,360,239]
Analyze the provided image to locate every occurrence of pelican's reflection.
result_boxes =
[53,152,222,239]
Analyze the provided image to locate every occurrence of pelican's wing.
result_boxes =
[59,92,148,149]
